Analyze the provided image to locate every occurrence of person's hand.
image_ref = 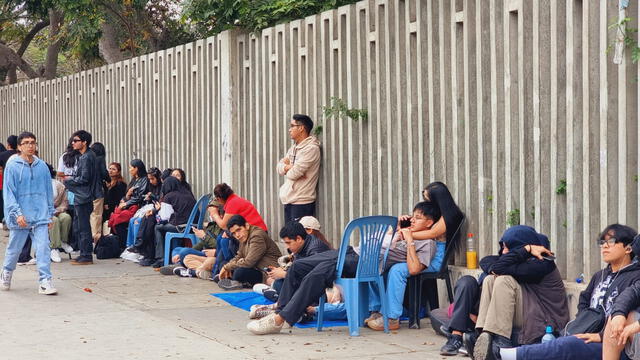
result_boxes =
[222,231,229,238]
[16,215,27,228]
[145,210,153,217]
[268,266,286,280]
[400,228,414,245]
[609,315,627,341]
[575,333,601,344]
[284,164,292,173]
[619,320,640,346]
[118,202,126,209]
[282,157,290,165]
[527,244,553,260]
[219,267,231,279]
[192,227,205,239]
[171,254,180,264]
[202,249,216,257]
[48,218,54,230]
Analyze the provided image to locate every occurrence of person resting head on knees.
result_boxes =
[216,215,281,291]
[210,183,268,232]
[496,224,639,360]
[366,201,442,331]
[468,226,569,360]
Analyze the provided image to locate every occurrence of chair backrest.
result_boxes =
[179,193,212,236]
[336,216,398,280]
[436,215,466,277]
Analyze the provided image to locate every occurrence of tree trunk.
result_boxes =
[99,21,126,64]
[42,9,64,80]
[0,43,40,80]
[6,20,50,84]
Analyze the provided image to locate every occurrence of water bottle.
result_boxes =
[541,325,555,343]
[466,233,478,269]
[576,273,585,284]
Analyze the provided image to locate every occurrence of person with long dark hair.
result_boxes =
[89,142,108,242]
[108,159,149,245]
[171,168,193,195]
[146,167,162,202]
[103,162,127,222]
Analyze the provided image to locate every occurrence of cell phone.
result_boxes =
[399,219,411,228]
[542,255,556,261]
[262,267,272,272]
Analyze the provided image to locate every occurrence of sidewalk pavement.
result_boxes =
[0,229,451,359]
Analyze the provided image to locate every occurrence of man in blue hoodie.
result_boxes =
[1,131,57,295]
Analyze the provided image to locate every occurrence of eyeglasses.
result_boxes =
[598,238,619,247]
[71,138,82,143]
[20,141,37,146]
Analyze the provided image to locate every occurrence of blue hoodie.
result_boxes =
[3,155,54,230]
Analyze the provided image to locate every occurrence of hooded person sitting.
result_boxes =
[470,225,569,360]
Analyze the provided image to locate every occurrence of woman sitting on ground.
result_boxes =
[103,162,127,223]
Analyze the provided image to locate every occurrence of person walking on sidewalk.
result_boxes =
[64,130,99,265]
[1,131,57,295]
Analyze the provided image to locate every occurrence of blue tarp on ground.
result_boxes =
[210,291,348,329]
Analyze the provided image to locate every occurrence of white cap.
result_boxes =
[299,216,321,231]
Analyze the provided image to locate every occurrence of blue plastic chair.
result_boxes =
[317,215,398,336]
[163,193,212,265]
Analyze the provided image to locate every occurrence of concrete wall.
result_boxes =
[1,0,638,279]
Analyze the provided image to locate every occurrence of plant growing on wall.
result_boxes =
[608,17,640,64]
[556,179,567,195]
[315,96,368,135]
[506,208,520,227]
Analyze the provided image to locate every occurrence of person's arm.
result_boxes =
[276,153,289,176]
[284,145,320,181]
[409,216,447,241]
[230,234,268,269]
[401,229,427,275]
[488,245,555,283]
[211,206,233,230]
[54,186,68,215]
[3,166,23,222]
[64,156,91,188]
[610,283,640,319]
[124,177,149,207]
[479,255,500,273]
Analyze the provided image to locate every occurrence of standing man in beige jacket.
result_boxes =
[277,114,321,224]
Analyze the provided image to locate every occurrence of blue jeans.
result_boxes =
[127,217,142,247]
[171,247,205,266]
[369,242,445,319]
[313,303,347,321]
[3,224,52,281]
[516,335,601,360]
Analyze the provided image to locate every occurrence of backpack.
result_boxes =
[95,234,122,259]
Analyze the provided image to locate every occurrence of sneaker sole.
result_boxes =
[219,283,244,290]
[39,288,58,295]
[473,332,492,360]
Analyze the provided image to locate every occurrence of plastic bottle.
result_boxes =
[541,326,555,343]
[576,273,585,284]
[466,233,478,269]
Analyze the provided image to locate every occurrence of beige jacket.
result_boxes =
[222,225,281,281]
[52,179,68,216]
[276,136,321,205]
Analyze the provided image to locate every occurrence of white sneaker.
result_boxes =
[38,279,58,295]
[1,270,12,291]
[247,313,284,335]
[253,283,270,295]
[61,243,74,254]
[249,304,277,319]
[26,258,37,265]
[50,249,62,263]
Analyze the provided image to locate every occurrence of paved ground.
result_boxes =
[0,229,455,360]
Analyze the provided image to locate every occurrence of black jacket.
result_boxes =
[0,150,17,168]
[124,176,149,208]
[610,262,640,318]
[579,261,640,317]
[163,190,196,226]
[294,234,331,261]
[479,246,556,283]
[94,154,109,198]
[64,149,98,205]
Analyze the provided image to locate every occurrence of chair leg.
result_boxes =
[376,278,389,334]
[317,294,326,332]
[445,273,454,304]
[408,276,420,329]
[342,281,361,336]
[163,234,173,266]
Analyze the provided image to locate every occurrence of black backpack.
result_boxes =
[94,234,122,259]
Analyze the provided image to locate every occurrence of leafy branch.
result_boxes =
[315,97,368,135]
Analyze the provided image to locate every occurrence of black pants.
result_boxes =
[18,235,32,263]
[232,267,263,285]
[0,189,4,222]
[74,202,94,257]
[154,223,179,260]
[277,248,358,325]
[284,202,316,224]
[136,216,157,259]
[447,275,481,332]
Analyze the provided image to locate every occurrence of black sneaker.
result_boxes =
[70,256,94,265]
[173,266,196,278]
[263,289,279,302]
[151,259,164,268]
[490,334,512,360]
[126,246,140,254]
[440,334,463,356]
[159,265,177,275]
[139,258,154,266]
[439,325,453,337]
[464,331,478,356]
[472,332,493,360]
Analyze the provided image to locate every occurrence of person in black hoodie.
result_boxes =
[64,130,98,265]
[495,224,640,360]
[145,177,196,268]
[471,225,569,360]
[89,142,109,242]
[602,233,640,360]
